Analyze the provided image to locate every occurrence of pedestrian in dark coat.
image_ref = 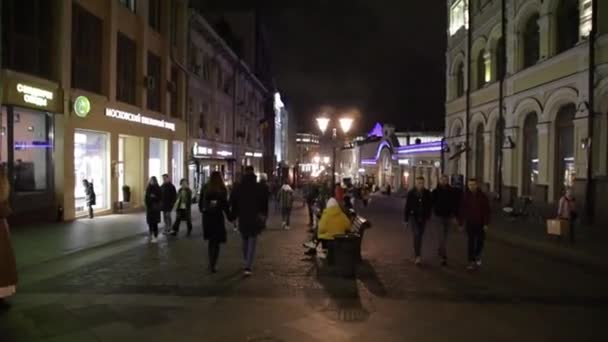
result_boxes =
[145,176,162,243]
[160,174,177,233]
[199,171,231,273]
[83,179,96,218]
[0,167,17,301]
[458,178,491,270]
[230,166,267,276]
[432,175,458,265]
[404,177,432,265]
[171,179,193,236]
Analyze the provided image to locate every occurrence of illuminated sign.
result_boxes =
[16,83,53,107]
[193,143,213,156]
[217,150,233,157]
[105,108,175,131]
[253,152,263,158]
[74,96,91,118]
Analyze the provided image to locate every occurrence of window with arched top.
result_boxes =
[495,37,505,80]
[477,49,487,89]
[523,14,540,68]
[522,113,539,196]
[456,62,465,98]
[475,124,485,182]
[555,103,576,199]
[556,0,580,54]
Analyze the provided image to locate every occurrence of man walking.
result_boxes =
[171,179,193,237]
[278,183,294,230]
[432,175,458,266]
[161,174,177,234]
[458,178,491,271]
[404,177,433,265]
[304,181,319,227]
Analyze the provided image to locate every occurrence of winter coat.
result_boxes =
[557,196,577,220]
[230,173,268,238]
[174,187,192,211]
[278,185,294,209]
[404,188,433,223]
[305,183,320,203]
[85,183,96,206]
[200,186,230,243]
[458,190,491,227]
[160,182,177,212]
[318,199,351,240]
[432,185,457,218]
[0,173,17,296]
[145,184,162,225]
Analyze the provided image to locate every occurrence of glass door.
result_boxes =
[74,130,109,214]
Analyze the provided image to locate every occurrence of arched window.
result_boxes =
[523,14,540,68]
[494,117,505,192]
[453,127,462,176]
[475,124,485,182]
[555,104,576,199]
[477,49,487,89]
[495,37,505,80]
[522,113,539,196]
[456,62,465,98]
[556,0,580,53]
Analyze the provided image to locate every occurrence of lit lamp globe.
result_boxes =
[316,117,330,134]
[338,117,353,134]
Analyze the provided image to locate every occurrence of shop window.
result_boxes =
[522,113,539,196]
[456,62,465,98]
[450,0,468,36]
[476,49,488,89]
[74,130,109,214]
[523,14,540,69]
[149,0,161,32]
[13,108,50,192]
[556,0,580,54]
[556,104,576,199]
[147,52,162,112]
[71,4,102,94]
[149,138,168,181]
[1,108,8,166]
[172,141,184,186]
[117,33,137,105]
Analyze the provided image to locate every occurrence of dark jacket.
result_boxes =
[458,190,490,226]
[160,182,177,212]
[404,188,432,223]
[85,183,96,206]
[230,173,268,238]
[432,185,457,218]
[174,187,192,211]
[200,186,230,243]
[145,184,162,224]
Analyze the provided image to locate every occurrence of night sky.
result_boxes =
[194,0,447,134]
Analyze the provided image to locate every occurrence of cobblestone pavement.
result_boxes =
[1,197,608,341]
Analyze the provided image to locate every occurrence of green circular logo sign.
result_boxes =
[74,96,91,118]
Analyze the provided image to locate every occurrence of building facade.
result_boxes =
[445,0,608,221]
[187,11,268,193]
[1,0,189,221]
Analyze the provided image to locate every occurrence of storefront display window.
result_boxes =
[149,138,168,181]
[1,108,7,166]
[172,141,184,185]
[118,136,126,201]
[13,107,50,191]
[74,130,109,214]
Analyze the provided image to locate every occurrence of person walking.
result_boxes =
[171,179,193,237]
[230,166,268,276]
[278,183,294,230]
[83,179,96,218]
[432,175,457,266]
[160,174,177,234]
[404,177,433,265]
[145,176,162,243]
[199,171,231,273]
[304,181,320,227]
[458,178,491,270]
[557,188,577,244]
[0,167,17,304]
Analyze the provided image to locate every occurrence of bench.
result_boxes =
[323,215,372,278]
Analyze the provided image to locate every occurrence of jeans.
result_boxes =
[162,211,172,231]
[466,224,485,262]
[281,207,292,226]
[242,235,257,270]
[437,217,450,259]
[410,219,426,257]
[208,240,221,270]
[149,223,158,238]
[172,209,193,234]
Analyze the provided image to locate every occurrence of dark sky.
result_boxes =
[194,0,447,134]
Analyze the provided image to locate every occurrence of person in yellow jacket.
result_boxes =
[318,198,351,240]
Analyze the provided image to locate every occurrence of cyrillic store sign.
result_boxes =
[4,78,61,112]
[105,108,176,131]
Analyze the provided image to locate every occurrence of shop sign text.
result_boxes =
[105,108,176,131]
[17,83,53,107]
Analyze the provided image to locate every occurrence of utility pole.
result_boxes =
[497,0,507,201]
[585,0,597,221]
[465,0,472,184]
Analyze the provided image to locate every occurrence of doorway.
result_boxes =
[118,135,143,207]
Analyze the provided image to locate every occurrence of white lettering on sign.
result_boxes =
[105,108,176,131]
[17,83,53,107]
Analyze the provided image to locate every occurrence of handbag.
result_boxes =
[547,219,569,236]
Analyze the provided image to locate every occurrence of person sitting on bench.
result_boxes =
[304,198,351,256]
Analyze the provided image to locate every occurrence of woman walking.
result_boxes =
[0,166,17,304]
[145,176,162,243]
[557,188,577,244]
[199,171,231,273]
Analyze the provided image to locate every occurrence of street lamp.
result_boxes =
[316,116,354,195]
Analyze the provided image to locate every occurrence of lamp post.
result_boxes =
[316,116,353,195]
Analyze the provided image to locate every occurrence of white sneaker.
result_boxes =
[318,250,327,259]
[151,236,158,244]
[284,225,290,230]
[303,241,317,249]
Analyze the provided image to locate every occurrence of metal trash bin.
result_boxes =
[333,234,358,278]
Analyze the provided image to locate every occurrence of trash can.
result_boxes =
[333,234,358,278]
